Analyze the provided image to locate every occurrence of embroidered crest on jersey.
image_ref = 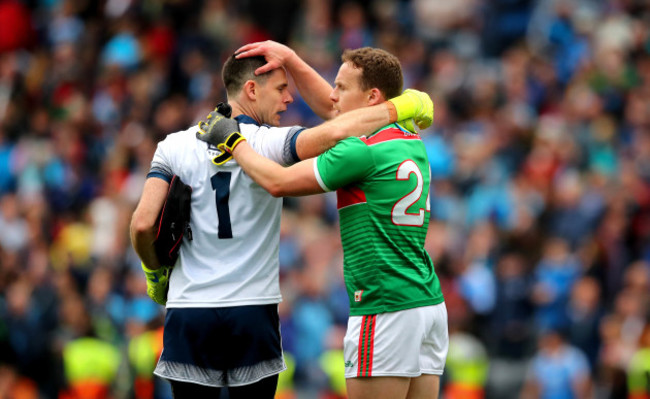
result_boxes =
[354,290,364,302]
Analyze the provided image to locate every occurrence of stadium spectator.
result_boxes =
[521,328,592,399]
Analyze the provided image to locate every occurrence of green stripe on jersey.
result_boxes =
[316,125,444,316]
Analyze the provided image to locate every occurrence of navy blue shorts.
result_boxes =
[153,304,285,387]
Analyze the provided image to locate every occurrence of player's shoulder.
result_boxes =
[235,114,302,138]
[161,125,199,143]
[361,123,421,146]
[321,136,371,161]
[157,125,202,150]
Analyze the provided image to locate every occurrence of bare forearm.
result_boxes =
[331,101,397,136]
[232,144,285,196]
[296,101,397,159]
[130,224,161,269]
[285,52,334,120]
[233,143,322,197]
[130,177,169,270]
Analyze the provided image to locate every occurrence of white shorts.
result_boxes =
[343,303,448,378]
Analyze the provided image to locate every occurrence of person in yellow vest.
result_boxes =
[60,336,121,399]
[128,325,164,399]
[628,323,650,399]
[320,349,347,399]
[443,330,489,399]
[57,294,122,399]
[275,352,296,399]
[318,325,348,399]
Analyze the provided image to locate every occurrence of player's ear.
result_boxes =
[367,88,383,106]
[243,80,257,101]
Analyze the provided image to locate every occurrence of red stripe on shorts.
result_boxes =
[357,315,376,377]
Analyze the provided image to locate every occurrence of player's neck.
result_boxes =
[229,101,262,125]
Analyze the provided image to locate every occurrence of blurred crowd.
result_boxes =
[0,0,649,398]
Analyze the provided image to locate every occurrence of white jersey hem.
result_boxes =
[165,296,282,308]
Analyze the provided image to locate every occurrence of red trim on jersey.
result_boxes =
[337,186,367,210]
[361,127,421,146]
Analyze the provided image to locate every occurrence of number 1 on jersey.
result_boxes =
[211,172,233,239]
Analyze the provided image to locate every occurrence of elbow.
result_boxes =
[267,184,285,198]
[260,173,292,197]
[130,212,156,239]
[264,177,294,197]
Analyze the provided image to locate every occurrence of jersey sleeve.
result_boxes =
[246,125,304,166]
[314,137,374,191]
[148,135,175,182]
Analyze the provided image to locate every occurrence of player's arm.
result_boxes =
[295,100,399,160]
[236,41,334,120]
[295,88,432,160]
[130,177,169,270]
[198,90,431,164]
[198,99,398,163]
[233,142,324,197]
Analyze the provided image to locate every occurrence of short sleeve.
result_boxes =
[315,138,374,191]
[148,136,174,182]
[245,124,304,166]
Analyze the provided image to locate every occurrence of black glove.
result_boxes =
[196,103,246,165]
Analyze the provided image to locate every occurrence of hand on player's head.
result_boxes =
[235,40,296,76]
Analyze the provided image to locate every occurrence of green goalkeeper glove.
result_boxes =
[389,89,434,129]
[141,262,171,306]
[397,119,417,134]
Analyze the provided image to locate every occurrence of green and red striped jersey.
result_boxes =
[315,123,444,316]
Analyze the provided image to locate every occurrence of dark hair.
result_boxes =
[221,54,271,97]
[341,47,403,99]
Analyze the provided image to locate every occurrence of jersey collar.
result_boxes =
[369,123,400,137]
[235,114,260,126]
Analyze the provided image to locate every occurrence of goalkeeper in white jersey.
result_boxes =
[130,48,434,398]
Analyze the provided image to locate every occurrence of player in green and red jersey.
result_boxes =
[199,44,448,399]
[315,121,443,317]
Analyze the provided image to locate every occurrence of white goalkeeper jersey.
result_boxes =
[148,115,304,308]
